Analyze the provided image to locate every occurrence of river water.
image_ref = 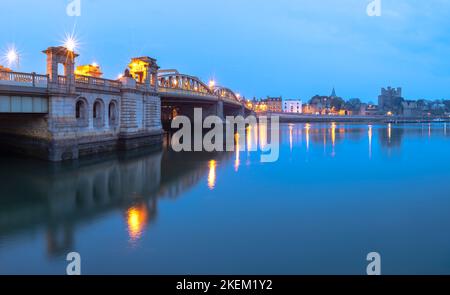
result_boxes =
[1,122,450,274]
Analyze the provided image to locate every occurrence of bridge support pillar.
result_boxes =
[223,105,245,119]
[118,76,163,150]
[234,106,245,117]
[203,101,224,120]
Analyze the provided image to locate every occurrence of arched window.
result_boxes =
[93,100,104,128]
[108,101,118,127]
[75,99,88,127]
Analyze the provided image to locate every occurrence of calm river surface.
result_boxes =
[1,123,450,274]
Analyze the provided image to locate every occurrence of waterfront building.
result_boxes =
[283,99,302,113]
[302,103,314,114]
[251,96,282,113]
[402,100,421,117]
[378,87,404,115]
[309,95,329,114]
[358,103,368,116]
[250,98,267,113]
[309,88,345,115]
[265,96,282,113]
[365,104,379,116]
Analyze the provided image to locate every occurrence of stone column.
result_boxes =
[119,76,139,133]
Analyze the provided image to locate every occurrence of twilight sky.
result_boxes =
[1,0,450,102]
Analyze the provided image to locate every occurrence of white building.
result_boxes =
[283,99,302,113]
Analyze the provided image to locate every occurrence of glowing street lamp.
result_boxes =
[63,32,79,52]
[7,49,18,65]
[64,37,76,51]
[4,46,20,69]
[208,79,216,89]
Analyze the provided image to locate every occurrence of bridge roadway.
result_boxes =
[0,70,246,114]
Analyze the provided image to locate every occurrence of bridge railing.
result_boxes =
[75,74,122,91]
[0,70,48,88]
[158,85,217,98]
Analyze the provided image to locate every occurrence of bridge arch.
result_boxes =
[93,98,105,128]
[213,86,241,103]
[158,73,213,95]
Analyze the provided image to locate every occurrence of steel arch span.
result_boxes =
[213,86,241,103]
[158,72,213,96]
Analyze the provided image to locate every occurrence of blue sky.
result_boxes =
[1,0,450,102]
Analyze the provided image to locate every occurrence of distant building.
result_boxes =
[402,100,421,117]
[378,87,404,115]
[302,103,314,114]
[365,104,379,116]
[283,99,302,113]
[253,96,282,113]
[265,96,282,113]
[330,87,337,98]
[308,88,345,115]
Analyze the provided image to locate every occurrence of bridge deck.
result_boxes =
[0,70,246,114]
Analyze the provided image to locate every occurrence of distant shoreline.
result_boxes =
[258,113,450,124]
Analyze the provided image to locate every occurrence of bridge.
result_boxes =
[0,46,252,161]
[157,70,247,126]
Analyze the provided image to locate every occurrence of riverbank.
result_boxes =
[259,112,450,124]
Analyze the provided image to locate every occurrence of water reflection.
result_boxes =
[289,124,294,152]
[305,123,311,151]
[208,160,217,190]
[280,122,450,158]
[378,124,404,150]
[126,203,150,242]
[0,146,233,255]
[368,125,373,159]
[1,122,450,274]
